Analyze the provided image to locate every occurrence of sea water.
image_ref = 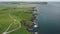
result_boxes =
[37,2,60,34]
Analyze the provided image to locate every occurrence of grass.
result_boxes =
[0,4,33,34]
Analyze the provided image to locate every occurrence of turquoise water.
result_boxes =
[37,2,60,34]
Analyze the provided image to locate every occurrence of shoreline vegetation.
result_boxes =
[0,3,35,34]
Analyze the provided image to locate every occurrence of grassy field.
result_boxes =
[0,4,33,34]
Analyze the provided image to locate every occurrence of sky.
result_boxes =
[0,0,40,2]
[0,0,60,2]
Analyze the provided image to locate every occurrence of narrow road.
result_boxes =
[2,14,21,34]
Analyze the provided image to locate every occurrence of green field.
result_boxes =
[0,4,33,34]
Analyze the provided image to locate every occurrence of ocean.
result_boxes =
[37,2,60,34]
